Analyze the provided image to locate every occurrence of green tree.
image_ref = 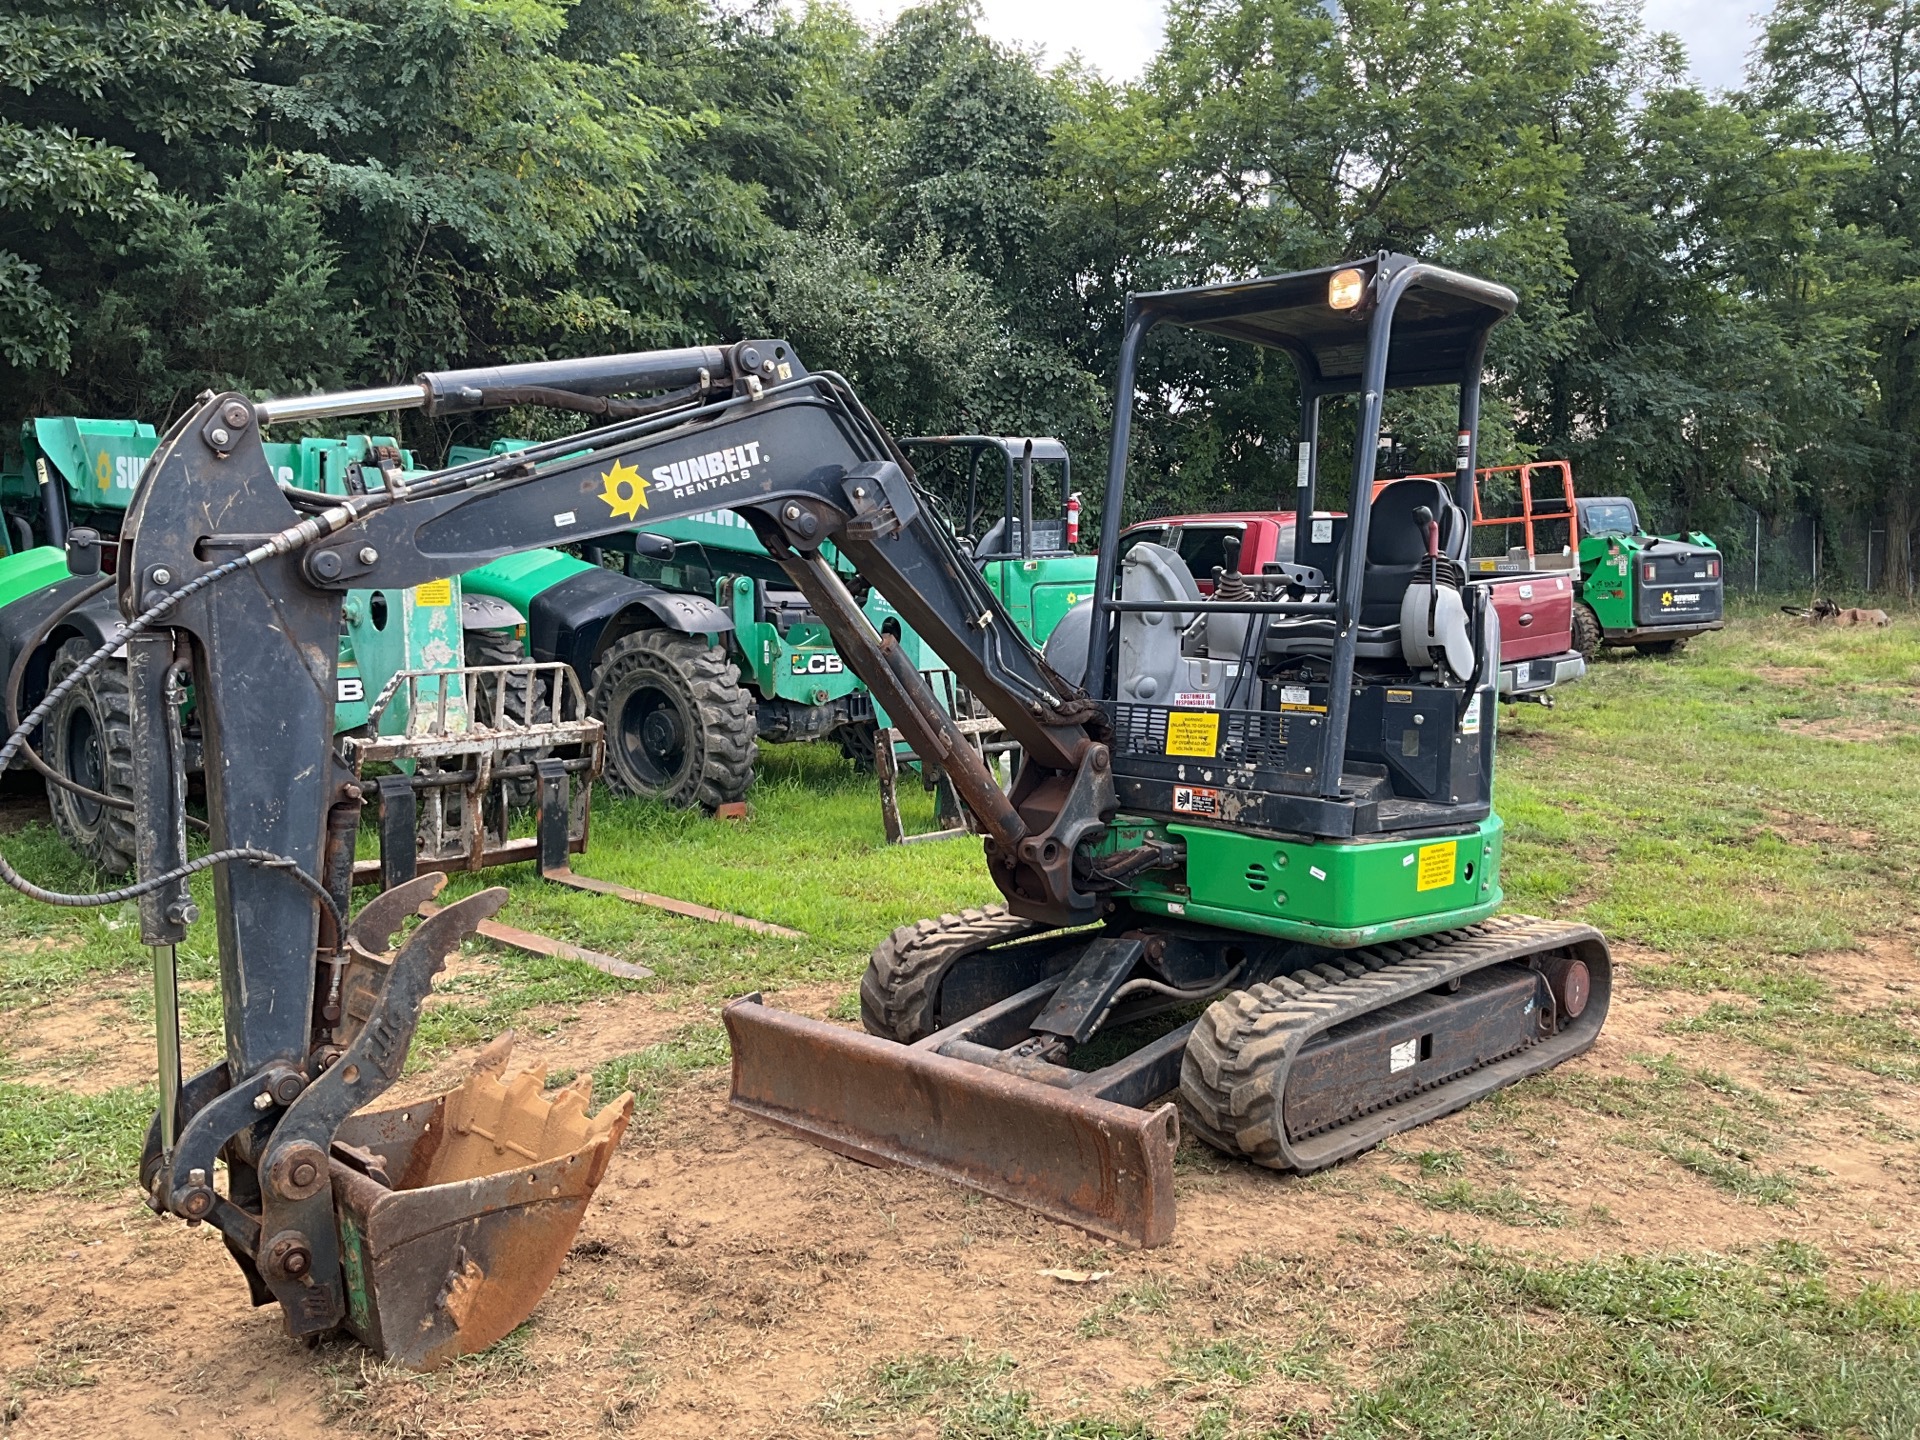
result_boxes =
[0,1,353,419]
[1759,0,1920,590]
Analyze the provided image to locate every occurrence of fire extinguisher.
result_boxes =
[1066,492,1082,547]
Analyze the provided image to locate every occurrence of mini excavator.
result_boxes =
[4,253,1606,1365]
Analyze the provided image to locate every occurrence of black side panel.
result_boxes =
[1633,541,1724,627]
[525,567,732,678]
[0,578,125,716]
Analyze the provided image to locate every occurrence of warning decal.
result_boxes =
[1165,711,1220,757]
[415,578,453,607]
[1172,784,1220,817]
[1415,841,1457,892]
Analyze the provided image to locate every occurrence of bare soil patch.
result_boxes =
[2,947,1916,1438]
[1755,664,1824,685]
[0,977,219,1095]
[1777,714,1918,741]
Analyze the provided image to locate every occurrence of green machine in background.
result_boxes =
[0,423,553,874]
[449,438,964,791]
[900,435,1099,649]
[0,416,156,554]
[1573,495,1724,656]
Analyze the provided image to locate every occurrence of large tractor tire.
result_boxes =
[1571,601,1604,659]
[44,636,137,877]
[590,630,754,808]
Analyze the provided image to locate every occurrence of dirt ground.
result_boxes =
[1,943,1915,1439]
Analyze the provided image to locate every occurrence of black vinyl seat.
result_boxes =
[1268,479,1468,658]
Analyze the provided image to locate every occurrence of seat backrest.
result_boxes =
[1361,479,1466,627]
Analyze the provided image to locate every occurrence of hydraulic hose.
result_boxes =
[0,573,210,831]
[0,498,379,940]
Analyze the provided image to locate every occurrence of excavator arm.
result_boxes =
[114,343,1113,1361]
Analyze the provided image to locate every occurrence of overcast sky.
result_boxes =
[839,0,1770,92]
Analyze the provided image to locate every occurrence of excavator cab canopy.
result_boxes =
[1127,254,1517,395]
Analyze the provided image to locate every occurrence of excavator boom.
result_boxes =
[109,342,1116,1361]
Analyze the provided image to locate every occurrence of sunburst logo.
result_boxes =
[597,457,650,520]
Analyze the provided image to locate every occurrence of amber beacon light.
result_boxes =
[1327,267,1366,310]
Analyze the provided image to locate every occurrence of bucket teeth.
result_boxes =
[427,1033,632,1186]
[328,1033,635,1369]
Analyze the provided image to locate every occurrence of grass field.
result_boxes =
[0,605,1916,1437]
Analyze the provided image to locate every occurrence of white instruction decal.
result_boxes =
[1309,865,1327,881]
[1311,518,1333,544]
[1461,694,1482,735]
[1173,691,1216,708]
[1296,442,1312,488]
[554,510,577,527]
[1389,1037,1420,1073]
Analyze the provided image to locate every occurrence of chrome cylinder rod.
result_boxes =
[256,383,430,427]
[152,944,182,1153]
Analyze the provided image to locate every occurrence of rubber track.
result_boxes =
[1180,914,1610,1173]
[859,903,1041,1043]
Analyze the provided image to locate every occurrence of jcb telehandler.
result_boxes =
[0,252,1607,1368]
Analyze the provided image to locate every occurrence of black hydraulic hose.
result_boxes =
[0,510,364,940]
[0,574,211,832]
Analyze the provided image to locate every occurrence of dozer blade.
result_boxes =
[328,1033,634,1370]
[724,996,1177,1247]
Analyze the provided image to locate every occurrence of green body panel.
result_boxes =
[726,574,863,704]
[0,546,78,609]
[262,434,418,490]
[1118,814,1505,948]
[982,553,1099,646]
[461,548,598,617]
[1,418,156,551]
[1579,541,1638,632]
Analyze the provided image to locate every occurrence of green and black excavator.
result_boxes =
[2,252,1607,1368]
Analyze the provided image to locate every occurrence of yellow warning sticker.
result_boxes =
[1165,711,1220,758]
[415,578,453,607]
[1416,841,1457,892]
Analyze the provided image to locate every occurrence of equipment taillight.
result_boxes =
[1643,563,1657,581]
[1707,558,1718,578]
[1066,492,1082,547]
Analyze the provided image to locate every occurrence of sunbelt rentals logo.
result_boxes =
[598,439,768,521]
[651,441,765,498]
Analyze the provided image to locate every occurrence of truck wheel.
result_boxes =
[44,637,137,877]
[591,630,754,808]
[1635,637,1687,657]
[1571,602,1604,659]
[465,628,549,808]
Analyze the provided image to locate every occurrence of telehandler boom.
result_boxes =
[1,253,1608,1365]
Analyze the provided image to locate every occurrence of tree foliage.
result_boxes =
[0,0,1915,580]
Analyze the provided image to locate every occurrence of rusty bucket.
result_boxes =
[327,1034,633,1369]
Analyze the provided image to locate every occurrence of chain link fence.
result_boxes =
[1715,504,1918,606]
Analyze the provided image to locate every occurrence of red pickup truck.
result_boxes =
[1119,510,1585,701]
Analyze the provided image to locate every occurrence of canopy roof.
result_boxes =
[1131,254,1517,393]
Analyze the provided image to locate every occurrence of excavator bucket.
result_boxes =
[723,997,1177,1247]
[328,1033,634,1369]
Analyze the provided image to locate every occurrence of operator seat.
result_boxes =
[1267,478,1468,659]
